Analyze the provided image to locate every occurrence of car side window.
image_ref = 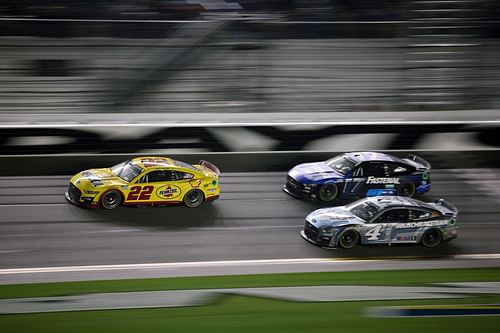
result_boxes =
[365,162,386,177]
[366,163,410,177]
[376,209,409,223]
[175,171,194,180]
[383,163,405,176]
[143,170,177,183]
[409,209,432,221]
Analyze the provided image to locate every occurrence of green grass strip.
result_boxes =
[1,295,500,333]
[1,267,499,299]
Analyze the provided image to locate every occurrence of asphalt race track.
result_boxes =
[0,169,499,272]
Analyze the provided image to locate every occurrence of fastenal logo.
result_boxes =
[366,177,400,185]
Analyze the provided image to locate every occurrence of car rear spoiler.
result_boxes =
[198,160,220,176]
[405,154,431,170]
[434,198,459,216]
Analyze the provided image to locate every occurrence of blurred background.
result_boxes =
[1,1,500,170]
[1,0,499,116]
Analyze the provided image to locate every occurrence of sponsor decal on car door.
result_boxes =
[156,184,182,200]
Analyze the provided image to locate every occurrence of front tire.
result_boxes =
[398,182,416,197]
[421,229,442,248]
[183,189,205,208]
[318,183,339,202]
[101,190,122,210]
[337,228,360,249]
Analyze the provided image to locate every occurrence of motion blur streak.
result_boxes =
[1,1,499,116]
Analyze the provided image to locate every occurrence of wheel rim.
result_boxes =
[185,190,203,207]
[400,183,415,197]
[340,229,358,249]
[319,184,338,202]
[102,192,120,209]
[422,230,441,247]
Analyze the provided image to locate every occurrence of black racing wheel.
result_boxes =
[318,183,339,202]
[398,182,416,197]
[183,189,205,208]
[101,190,122,210]
[337,228,360,249]
[421,229,442,248]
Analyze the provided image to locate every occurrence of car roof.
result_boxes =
[363,196,428,209]
[131,156,181,170]
[343,151,403,164]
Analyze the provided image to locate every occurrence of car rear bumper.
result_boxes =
[416,183,431,194]
[206,195,219,202]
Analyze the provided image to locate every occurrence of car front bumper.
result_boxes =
[283,184,316,201]
[65,191,99,209]
[300,229,336,249]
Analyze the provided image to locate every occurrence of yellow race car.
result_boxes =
[65,157,220,209]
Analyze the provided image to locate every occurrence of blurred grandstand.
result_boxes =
[0,0,499,114]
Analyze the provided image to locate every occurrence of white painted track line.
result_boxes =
[1,254,499,275]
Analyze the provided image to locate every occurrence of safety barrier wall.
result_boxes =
[1,150,499,176]
[1,123,499,175]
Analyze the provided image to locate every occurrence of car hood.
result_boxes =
[306,207,364,228]
[288,162,343,183]
[72,168,128,187]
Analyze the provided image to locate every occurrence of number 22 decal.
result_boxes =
[127,186,154,201]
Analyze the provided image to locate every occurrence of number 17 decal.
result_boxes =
[343,179,363,193]
[127,186,154,201]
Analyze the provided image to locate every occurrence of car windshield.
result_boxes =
[325,156,356,175]
[348,201,381,221]
[111,160,143,182]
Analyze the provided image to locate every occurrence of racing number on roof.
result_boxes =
[127,186,154,201]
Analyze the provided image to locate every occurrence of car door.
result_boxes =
[340,163,367,195]
[126,168,181,204]
[390,208,436,243]
[360,161,401,196]
[361,208,409,244]
[169,170,197,201]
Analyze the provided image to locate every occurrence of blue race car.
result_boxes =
[301,196,458,249]
[284,152,431,202]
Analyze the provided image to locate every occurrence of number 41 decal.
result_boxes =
[365,225,383,240]
[127,186,153,201]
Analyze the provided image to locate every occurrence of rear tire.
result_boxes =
[101,190,122,210]
[337,228,360,249]
[318,183,339,202]
[398,182,416,197]
[421,229,442,248]
[183,189,205,208]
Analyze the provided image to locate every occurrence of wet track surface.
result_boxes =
[0,169,499,269]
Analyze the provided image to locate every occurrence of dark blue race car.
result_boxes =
[284,152,431,203]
